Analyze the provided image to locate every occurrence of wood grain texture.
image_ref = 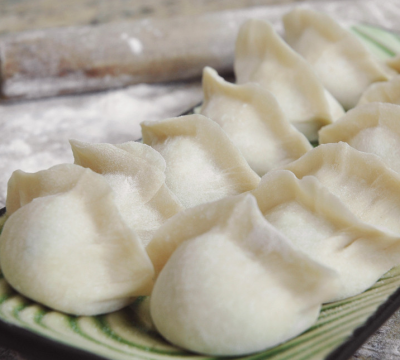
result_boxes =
[0,8,270,100]
[0,0,337,35]
[0,0,390,101]
[352,310,400,359]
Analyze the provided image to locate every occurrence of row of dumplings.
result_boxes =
[2,7,400,357]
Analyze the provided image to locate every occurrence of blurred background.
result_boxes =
[0,0,341,35]
[1,0,400,359]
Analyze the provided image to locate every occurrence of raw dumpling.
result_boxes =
[149,194,339,356]
[357,76,400,106]
[70,140,183,246]
[141,114,260,208]
[251,170,400,300]
[147,194,249,276]
[319,103,400,174]
[284,142,400,235]
[234,19,344,141]
[0,164,154,315]
[6,163,86,216]
[283,8,393,110]
[200,67,312,176]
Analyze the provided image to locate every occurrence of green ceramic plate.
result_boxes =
[1,23,400,360]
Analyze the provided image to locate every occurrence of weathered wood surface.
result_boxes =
[0,1,340,101]
[1,0,399,101]
[0,7,285,100]
[0,0,337,36]
[1,1,400,360]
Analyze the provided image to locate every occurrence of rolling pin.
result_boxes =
[1,0,397,101]
[0,7,279,101]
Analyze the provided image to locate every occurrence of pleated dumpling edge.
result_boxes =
[200,66,312,176]
[1,164,155,316]
[149,193,341,356]
[141,114,261,208]
[234,18,344,141]
[70,139,184,247]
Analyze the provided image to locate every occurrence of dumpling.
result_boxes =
[0,164,154,315]
[251,170,400,300]
[319,103,400,174]
[234,19,344,141]
[357,76,400,106]
[6,163,87,216]
[200,67,312,176]
[283,8,394,110]
[149,194,339,356]
[284,142,400,235]
[141,114,260,208]
[70,140,183,246]
[147,194,247,276]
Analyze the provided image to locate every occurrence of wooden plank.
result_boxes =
[0,6,283,100]
[0,0,296,35]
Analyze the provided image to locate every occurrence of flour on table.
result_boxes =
[0,81,202,208]
[120,33,143,54]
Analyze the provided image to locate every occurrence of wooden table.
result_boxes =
[0,0,348,36]
[0,1,399,359]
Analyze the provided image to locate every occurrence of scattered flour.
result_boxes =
[120,33,143,54]
[0,81,202,207]
[127,37,143,54]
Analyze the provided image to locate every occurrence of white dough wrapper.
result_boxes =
[357,76,400,106]
[284,142,400,235]
[283,8,394,110]
[6,163,85,216]
[0,166,154,315]
[319,103,400,174]
[141,114,260,208]
[251,170,400,300]
[70,140,183,247]
[234,19,344,141]
[150,194,340,356]
[200,67,312,176]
